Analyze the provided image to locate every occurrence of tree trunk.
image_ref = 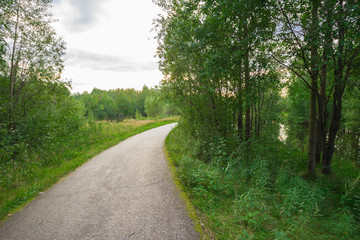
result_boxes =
[323,92,342,174]
[9,4,20,131]
[318,0,334,169]
[256,89,262,137]
[315,122,322,163]
[244,23,251,142]
[236,49,244,141]
[322,0,346,175]
[237,83,243,140]
[308,83,318,176]
[307,0,320,176]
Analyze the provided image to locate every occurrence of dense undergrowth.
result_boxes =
[0,117,178,220]
[166,124,360,240]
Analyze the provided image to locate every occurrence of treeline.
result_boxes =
[154,0,360,176]
[155,0,359,238]
[74,86,177,121]
[1,0,83,150]
[0,0,179,219]
[0,0,175,164]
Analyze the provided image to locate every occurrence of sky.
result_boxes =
[51,0,164,93]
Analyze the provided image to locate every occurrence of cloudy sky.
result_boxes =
[51,0,164,93]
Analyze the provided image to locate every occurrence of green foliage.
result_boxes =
[0,117,178,220]
[234,188,271,231]
[336,82,360,164]
[155,0,359,177]
[0,0,77,160]
[0,0,182,221]
[284,79,309,150]
[157,0,360,238]
[145,94,165,117]
[166,124,360,239]
[155,0,281,145]
[135,109,143,119]
[75,86,177,121]
[279,177,323,217]
[75,88,144,120]
[19,92,85,146]
[341,174,360,222]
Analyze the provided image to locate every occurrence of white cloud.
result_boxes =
[52,0,110,32]
[51,0,164,93]
[66,49,158,72]
[64,67,163,94]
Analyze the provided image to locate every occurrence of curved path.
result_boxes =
[0,123,199,240]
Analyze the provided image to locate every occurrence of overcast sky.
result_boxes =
[51,0,164,93]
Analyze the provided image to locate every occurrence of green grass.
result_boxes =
[164,139,209,239]
[165,125,360,240]
[0,117,179,221]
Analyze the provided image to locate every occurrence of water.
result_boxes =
[279,123,287,142]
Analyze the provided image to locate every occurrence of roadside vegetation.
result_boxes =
[166,123,359,239]
[74,86,178,121]
[156,0,360,239]
[0,117,178,220]
[0,0,178,220]
[1,0,359,238]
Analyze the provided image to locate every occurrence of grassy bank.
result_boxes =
[166,125,360,239]
[0,117,178,220]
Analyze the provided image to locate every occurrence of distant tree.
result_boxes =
[75,87,165,121]
[144,89,164,117]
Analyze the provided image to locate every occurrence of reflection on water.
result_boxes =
[279,123,287,142]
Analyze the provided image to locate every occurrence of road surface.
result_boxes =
[0,123,199,240]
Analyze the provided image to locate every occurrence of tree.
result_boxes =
[0,0,86,152]
[1,0,66,131]
[339,76,360,164]
[154,0,280,163]
[0,0,13,70]
[74,87,162,121]
[155,0,359,175]
[272,0,360,175]
[321,0,360,174]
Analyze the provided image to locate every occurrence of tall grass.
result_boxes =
[166,124,360,239]
[0,117,178,220]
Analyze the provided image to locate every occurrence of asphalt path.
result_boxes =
[0,123,199,240]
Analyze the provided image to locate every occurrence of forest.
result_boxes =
[0,0,172,161]
[154,0,360,238]
[74,86,177,121]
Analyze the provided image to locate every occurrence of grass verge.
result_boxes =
[164,136,208,239]
[165,124,360,239]
[0,117,179,221]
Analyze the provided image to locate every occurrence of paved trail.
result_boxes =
[0,123,199,240]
